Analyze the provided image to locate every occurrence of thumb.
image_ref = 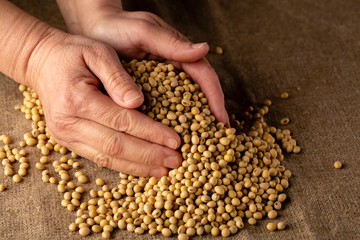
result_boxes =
[84,45,144,109]
[139,25,209,63]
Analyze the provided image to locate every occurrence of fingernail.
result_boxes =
[150,168,167,178]
[165,138,178,149]
[123,90,142,103]
[164,156,180,168]
[192,42,207,49]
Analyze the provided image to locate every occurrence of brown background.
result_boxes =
[1,0,359,239]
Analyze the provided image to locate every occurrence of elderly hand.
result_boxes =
[27,30,182,178]
[57,2,230,125]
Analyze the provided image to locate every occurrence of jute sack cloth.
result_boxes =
[0,0,359,239]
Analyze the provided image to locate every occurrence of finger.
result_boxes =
[69,142,168,178]
[146,13,189,42]
[73,118,182,169]
[136,23,209,63]
[83,44,144,108]
[79,87,181,149]
[168,58,230,126]
[131,11,189,42]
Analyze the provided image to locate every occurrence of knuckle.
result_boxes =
[124,164,139,175]
[92,153,112,169]
[173,31,187,41]
[150,13,162,23]
[49,115,74,133]
[88,42,117,64]
[170,36,183,47]
[123,164,148,177]
[106,71,129,90]
[142,12,159,21]
[127,113,168,143]
[136,11,186,42]
[92,42,113,55]
[134,19,152,34]
[102,136,124,157]
[112,110,131,132]
[137,11,165,28]
[46,117,79,147]
[132,10,153,19]
[60,89,86,116]
[168,36,186,50]
[141,146,158,165]
[175,31,188,41]
[143,123,161,141]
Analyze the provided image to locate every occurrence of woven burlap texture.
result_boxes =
[0,0,359,239]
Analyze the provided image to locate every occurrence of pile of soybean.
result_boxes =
[1,59,300,239]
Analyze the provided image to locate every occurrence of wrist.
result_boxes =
[56,0,123,35]
[25,27,68,92]
[0,1,66,88]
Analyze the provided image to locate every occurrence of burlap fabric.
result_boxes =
[1,0,359,239]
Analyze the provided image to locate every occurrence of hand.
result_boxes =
[27,30,182,178]
[61,7,230,125]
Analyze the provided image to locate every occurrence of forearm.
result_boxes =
[56,0,123,34]
[0,0,56,87]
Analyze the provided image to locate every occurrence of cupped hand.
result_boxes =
[27,31,182,178]
[72,9,229,125]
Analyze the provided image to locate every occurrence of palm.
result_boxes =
[84,11,229,125]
